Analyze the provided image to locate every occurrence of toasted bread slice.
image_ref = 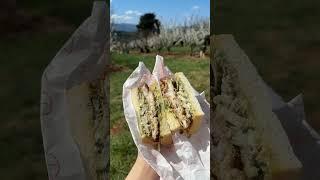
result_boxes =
[149,82,173,145]
[212,34,302,179]
[174,72,204,135]
[165,111,181,132]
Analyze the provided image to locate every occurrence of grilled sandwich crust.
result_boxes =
[174,72,204,135]
[272,169,302,180]
[160,132,173,145]
[213,34,302,179]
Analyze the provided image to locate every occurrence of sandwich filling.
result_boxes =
[212,51,270,180]
[160,77,193,130]
[137,84,160,141]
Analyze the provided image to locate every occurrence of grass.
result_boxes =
[110,50,209,180]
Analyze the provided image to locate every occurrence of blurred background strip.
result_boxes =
[213,0,320,133]
[0,0,97,179]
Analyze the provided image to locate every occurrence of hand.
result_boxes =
[126,153,160,180]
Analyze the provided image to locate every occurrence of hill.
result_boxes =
[114,23,137,32]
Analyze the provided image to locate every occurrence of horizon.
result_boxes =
[111,0,210,25]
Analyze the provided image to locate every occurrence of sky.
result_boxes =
[110,0,210,25]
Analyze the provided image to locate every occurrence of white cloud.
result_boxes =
[192,5,200,10]
[111,14,133,23]
[111,10,142,23]
[125,10,142,16]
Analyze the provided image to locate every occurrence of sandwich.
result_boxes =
[211,35,302,180]
[131,80,172,145]
[66,78,108,180]
[159,72,204,135]
[131,71,205,145]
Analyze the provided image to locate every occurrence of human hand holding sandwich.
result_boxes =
[126,153,160,180]
[129,73,210,179]
[123,57,210,180]
[126,37,320,180]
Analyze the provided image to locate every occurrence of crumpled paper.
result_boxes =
[265,86,320,180]
[122,55,210,180]
[40,1,108,180]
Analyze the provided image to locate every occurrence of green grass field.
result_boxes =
[110,51,210,179]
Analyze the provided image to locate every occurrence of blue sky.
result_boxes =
[111,0,210,25]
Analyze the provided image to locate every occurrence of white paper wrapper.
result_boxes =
[264,84,320,143]
[40,2,108,180]
[264,80,320,179]
[122,55,210,180]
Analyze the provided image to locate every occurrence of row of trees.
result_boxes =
[111,13,210,57]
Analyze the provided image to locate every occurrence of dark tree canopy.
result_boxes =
[136,13,161,36]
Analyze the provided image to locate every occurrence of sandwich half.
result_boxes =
[66,78,108,180]
[131,80,172,145]
[211,35,302,180]
[159,72,204,135]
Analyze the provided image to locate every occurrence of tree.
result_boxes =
[136,13,161,53]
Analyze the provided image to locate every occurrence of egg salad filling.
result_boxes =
[212,52,270,180]
[137,84,160,141]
